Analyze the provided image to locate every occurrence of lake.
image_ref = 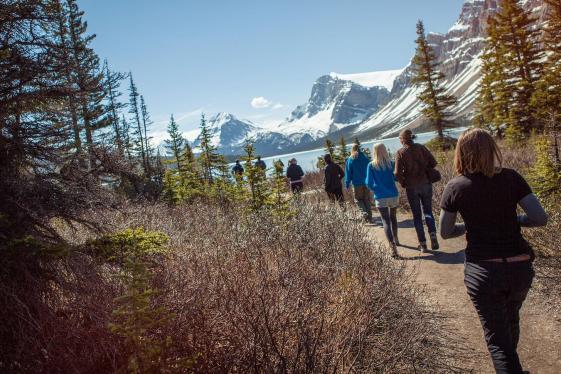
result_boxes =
[259,128,468,172]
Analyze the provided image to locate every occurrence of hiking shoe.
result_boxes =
[430,233,440,251]
[419,243,428,253]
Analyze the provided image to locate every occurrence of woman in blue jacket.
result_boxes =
[366,143,400,258]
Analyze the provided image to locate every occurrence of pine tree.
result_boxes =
[334,135,349,165]
[128,73,148,173]
[412,20,457,142]
[317,139,336,169]
[532,0,561,164]
[140,95,154,170]
[66,0,111,167]
[197,114,225,184]
[164,115,185,171]
[104,60,127,156]
[243,139,269,210]
[269,160,291,218]
[121,115,133,160]
[499,0,543,131]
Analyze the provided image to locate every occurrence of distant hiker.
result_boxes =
[255,156,267,171]
[286,158,304,193]
[232,160,244,177]
[366,143,399,258]
[439,128,548,374]
[345,144,373,223]
[323,154,345,205]
[394,129,439,252]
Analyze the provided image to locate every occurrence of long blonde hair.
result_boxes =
[372,143,392,170]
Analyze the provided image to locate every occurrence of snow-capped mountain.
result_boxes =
[277,69,402,140]
[354,0,546,139]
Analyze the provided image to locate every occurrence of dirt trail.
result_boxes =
[368,214,561,374]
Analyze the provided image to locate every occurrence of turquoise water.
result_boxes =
[260,128,467,172]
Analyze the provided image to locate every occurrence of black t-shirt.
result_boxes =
[440,168,533,261]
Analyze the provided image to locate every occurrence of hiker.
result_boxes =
[255,156,267,171]
[345,144,373,223]
[232,160,244,177]
[439,128,548,374]
[366,143,399,258]
[395,129,439,252]
[323,154,345,205]
[286,158,304,193]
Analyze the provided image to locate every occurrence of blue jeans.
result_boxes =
[406,183,436,243]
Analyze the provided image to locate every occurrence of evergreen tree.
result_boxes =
[334,135,350,165]
[128,73,148,173]
[104,60,127,156]
[66,0,111,166]
[164,115,185,171]
[532,0,561,164]
[140,95,154,169]
[317,139,336,169]
[269,160,290,217]
[496,0,543,135]
[243,139,269,210]
[197,114,225,184]
[411,20,457,141]
[122,114,133,160]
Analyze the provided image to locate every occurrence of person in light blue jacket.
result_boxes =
[345,144,373,223]
[366,143,400,258]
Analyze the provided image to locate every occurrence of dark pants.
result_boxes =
[378,206,398,244]
[327,188,344,205]
[291,182,303,193]
[405,183,436,243]
[353,185,372,221]
[464,260,534,374]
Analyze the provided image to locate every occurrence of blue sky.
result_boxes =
[79,0,466,140]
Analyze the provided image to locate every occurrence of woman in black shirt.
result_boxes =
[439,129,548,374]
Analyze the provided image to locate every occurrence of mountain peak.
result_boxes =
[328,69,404,91]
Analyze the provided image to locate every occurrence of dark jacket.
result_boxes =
[324,162,345,192]
[232,164,244,175]
[255,160,266,170]
[395,143,437,188]
[286,164,304,182]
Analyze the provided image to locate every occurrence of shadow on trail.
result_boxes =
[397,219,416,229]
[398,248,466,265]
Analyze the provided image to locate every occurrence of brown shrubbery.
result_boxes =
[0,201,463,373]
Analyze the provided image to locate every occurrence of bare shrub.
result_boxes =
[123,201,462,373]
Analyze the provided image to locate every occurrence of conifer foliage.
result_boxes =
[411,20,457,141]
[477,0,543,140]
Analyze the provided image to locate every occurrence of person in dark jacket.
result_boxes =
[345,144,373,223]
[232,160,244,178]
[255,156,267,171]
[394,129,439,252]
[323,154,345,204]
[286,158,304,193]
[439,128,548,374]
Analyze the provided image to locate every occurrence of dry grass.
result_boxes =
[0,201,466,373]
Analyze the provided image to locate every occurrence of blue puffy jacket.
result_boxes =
[366,161,399,200]
[345,152,370,189]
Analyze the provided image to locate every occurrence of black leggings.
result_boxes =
[378,206,398,243]
[464,260,534,374]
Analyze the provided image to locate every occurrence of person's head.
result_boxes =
[372,143,392,170]
[454,128,502,178]
[235,160,240,165]
[351,144,360,159]
[323,153,333,165]
[399,129,416,146]
[257,156,261,161]
[290,158,297,165]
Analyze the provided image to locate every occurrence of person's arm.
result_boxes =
[394,152,405,185]
[366,165,376,191]
[345,159,352,189]
[298,166,304,178]
[424,146,438,168]
[338,164,345,180]
[518,194,548,227]
[439,210,466,239]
